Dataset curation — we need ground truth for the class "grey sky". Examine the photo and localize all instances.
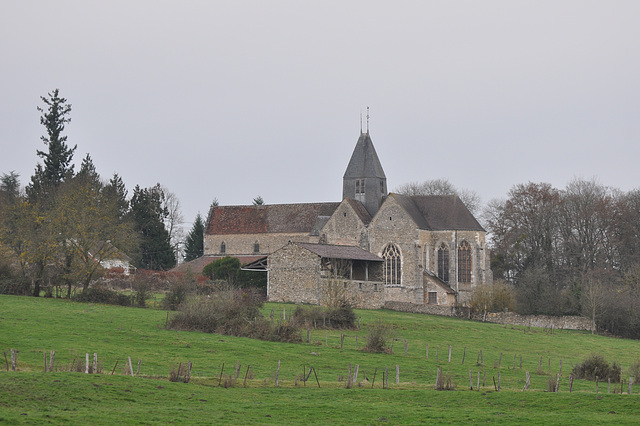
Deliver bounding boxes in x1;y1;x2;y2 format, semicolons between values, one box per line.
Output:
2;1;639;230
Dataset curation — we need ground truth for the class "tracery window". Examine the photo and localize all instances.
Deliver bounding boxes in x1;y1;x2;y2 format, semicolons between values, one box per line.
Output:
383;244;401;286
437;243;449;283
458;240;472;283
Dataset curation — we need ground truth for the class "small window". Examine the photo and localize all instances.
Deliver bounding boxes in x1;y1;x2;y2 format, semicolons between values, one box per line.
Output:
254;242;260;253
380;181;384;194
355;179;365;194
220;242;226;254
428;291;438;304
374;283;379;292
344;282;348;289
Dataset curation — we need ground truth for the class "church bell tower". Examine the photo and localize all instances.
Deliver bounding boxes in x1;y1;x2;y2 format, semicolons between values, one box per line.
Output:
342;130;387;217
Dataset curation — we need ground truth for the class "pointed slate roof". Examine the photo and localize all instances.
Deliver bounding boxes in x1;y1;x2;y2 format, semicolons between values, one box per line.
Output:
390;193;485;232
343;132;386;179
205;202;340;235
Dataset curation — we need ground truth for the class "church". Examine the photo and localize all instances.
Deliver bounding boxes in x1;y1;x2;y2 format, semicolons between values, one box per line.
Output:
203;129;491;309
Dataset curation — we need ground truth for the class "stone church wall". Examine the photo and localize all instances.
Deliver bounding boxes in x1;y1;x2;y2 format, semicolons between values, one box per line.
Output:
368;198;422;293
321;201;369;249
204;232;317;258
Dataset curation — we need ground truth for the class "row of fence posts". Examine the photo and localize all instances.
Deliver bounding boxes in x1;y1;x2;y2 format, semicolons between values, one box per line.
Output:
4;348;637;394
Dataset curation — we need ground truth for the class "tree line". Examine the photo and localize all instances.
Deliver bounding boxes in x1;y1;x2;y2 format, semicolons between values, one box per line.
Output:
484;180;640;338
0;89;206;297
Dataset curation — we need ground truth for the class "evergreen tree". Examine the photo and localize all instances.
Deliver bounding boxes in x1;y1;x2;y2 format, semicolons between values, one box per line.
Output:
183;213;204;262
36;89;76;187
103;173;129;221
129;185;176;270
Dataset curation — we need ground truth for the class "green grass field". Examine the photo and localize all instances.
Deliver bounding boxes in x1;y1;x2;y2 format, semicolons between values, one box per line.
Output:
2;295;640;424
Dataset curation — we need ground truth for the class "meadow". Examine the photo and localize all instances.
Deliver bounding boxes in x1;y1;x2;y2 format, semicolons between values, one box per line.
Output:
2;294;640;424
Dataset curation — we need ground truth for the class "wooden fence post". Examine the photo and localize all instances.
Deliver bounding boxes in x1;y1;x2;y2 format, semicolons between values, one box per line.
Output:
111;360;118;375
469;368;473;390
94;353;99;374
371;367;377;388
396;364;400;385
462;347;466;365
275;360;280;387
128;357;134;376
555;373;560;392
448;345;452;363
218;362;225;386
559;359;563;376
629;377;633;395
523;371;530;391
85;353;90;374
11;348;17;371
244;365;251;387
569;376;574;392
404;340;408;357
498;372;501;391
354;364;359;383
477;371;480;390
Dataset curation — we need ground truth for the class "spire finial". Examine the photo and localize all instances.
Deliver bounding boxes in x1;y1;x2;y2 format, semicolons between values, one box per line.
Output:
366;106;370;134
360;110;363;134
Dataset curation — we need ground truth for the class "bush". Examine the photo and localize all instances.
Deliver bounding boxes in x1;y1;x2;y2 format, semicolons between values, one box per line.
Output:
0;277;31;296
167;288;301;343
293;301;356;329
571;353;621;382
73;287;132;306
469;280;515;313
362;320;394;353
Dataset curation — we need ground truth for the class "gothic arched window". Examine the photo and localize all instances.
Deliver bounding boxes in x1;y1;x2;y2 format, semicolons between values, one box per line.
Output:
458;241;472;283
220;241;226;254
382;244;401;286
437;243;449;283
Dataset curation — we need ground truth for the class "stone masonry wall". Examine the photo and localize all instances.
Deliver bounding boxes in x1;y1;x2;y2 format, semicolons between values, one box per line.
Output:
384;301;593;331
204;232;316;258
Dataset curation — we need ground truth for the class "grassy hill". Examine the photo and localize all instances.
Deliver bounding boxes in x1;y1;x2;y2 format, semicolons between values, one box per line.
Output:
1;295;640;424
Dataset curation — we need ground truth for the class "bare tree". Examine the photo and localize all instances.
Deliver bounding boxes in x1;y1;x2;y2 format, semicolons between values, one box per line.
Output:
160;185;184;261
394;178;481;215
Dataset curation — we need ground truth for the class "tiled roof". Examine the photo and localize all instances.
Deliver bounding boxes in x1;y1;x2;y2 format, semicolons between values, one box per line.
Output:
391;194;485;232
206;202;340;235
297;243;383;261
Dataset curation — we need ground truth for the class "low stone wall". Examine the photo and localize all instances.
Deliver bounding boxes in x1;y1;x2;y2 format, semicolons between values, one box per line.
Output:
383;301;593;331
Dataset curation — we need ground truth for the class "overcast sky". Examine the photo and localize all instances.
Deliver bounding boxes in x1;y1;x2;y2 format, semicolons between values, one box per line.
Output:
2;1;639;230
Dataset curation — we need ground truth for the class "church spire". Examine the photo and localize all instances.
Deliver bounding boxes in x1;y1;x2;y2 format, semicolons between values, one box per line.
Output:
343;126;387;217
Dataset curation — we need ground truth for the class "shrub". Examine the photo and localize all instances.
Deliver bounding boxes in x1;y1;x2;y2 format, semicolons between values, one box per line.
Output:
293;301;356;329
435;368;455;391
167;288;301;343
469;280;515;313
0;276;31;296
73;287;132;306
326;301;356;329
627;360;640;384
362;320;394;353
571;353;621;382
